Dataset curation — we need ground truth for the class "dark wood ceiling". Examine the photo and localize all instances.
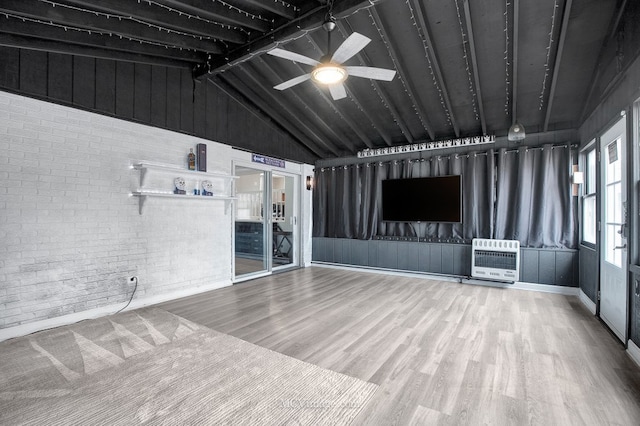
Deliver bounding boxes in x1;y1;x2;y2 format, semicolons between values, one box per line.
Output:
0;0;626;159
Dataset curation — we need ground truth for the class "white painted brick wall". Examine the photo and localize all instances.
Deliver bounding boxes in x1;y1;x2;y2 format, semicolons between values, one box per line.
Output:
0;92;235;329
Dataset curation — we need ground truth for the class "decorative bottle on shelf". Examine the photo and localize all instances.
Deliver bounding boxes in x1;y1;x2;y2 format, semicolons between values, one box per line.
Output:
188;148;196;170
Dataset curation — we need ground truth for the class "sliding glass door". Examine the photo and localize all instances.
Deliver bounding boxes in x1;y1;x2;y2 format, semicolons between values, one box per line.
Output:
234;165;299;280
234;166;268;277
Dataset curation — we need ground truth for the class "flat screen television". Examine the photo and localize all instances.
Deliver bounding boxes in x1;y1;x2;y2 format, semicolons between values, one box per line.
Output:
381;175;462;223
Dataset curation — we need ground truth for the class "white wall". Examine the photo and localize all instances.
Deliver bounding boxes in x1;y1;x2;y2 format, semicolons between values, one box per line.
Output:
0;91;241;336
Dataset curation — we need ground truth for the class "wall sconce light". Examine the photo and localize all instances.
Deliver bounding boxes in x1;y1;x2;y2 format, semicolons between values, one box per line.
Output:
571;165;584;196
306;175;313;191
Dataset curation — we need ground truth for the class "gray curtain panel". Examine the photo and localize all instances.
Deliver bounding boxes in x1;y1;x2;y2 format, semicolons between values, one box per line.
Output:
494;145;577;248
313;150;495;241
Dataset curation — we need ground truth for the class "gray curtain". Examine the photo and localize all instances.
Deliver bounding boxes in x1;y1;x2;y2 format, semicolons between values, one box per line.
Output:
494;145;576;248
313;150;495;241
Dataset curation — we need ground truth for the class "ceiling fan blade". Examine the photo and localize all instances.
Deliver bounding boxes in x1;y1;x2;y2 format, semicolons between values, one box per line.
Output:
345;66;396;81
331;33;371;64
274;74;311;90
329;83;347;100
267;48;319;66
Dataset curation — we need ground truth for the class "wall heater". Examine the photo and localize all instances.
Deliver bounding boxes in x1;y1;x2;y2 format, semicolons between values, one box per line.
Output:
471;238;520;282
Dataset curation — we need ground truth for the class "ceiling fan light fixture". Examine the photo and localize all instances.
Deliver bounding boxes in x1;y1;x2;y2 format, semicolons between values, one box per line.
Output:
311;63;347;85
508;121;526;141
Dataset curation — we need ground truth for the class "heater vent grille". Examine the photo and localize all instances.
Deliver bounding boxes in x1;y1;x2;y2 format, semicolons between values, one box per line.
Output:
471;239;520;282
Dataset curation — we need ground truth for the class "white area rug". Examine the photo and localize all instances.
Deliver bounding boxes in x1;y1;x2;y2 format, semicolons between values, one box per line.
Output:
0;308;377;425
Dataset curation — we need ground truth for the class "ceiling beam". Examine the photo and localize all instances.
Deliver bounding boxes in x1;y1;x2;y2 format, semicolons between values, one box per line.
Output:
209;76;320;160
409;0;460;138
511;0;519;123
241;0;296;20
368;7;435;141
0;0;223;53
543;0;573;132
0;33;190;68
336;20;414;144
194;0;390;77
0;17;205;62
344;86;393;146
59;0;246;44
235;65;342;157
462;0;487;135
153;0;270;32
252;58;355;154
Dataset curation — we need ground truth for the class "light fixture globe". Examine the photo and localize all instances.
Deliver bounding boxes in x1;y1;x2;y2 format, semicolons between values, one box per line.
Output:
311;63;347;85
508;121;526;141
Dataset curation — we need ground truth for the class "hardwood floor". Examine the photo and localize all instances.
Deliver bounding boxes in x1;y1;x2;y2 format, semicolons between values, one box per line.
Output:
158;266;640;425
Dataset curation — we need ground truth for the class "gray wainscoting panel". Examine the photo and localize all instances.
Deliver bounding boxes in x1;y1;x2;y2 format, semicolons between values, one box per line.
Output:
378;241;398;270
520;250;539;283
429;245;443;274
418;244;431;273
453;245;471;276
397;242;420;271
441;245;455;275
351;240;370;266
537;251;556;285
312;238;578;287
579;245;598;302
368;241;379;268
555;251;575;287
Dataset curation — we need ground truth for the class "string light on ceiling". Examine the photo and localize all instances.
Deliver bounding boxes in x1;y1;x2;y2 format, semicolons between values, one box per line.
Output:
405;0;452;126
37;0;235;39
210;0;271;21
366;8;431;136
1;13;197;51
539;0;560;110
453;0;479;121
504;0;511;116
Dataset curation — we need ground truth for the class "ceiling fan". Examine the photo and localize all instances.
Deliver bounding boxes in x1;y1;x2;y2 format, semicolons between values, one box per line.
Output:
266;17;396;101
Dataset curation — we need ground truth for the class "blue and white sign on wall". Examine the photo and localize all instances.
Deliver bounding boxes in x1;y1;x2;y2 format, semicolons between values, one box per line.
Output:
252;154;285;168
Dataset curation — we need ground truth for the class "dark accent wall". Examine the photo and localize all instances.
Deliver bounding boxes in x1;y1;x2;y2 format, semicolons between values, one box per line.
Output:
312;237;578;287
0;47;317;165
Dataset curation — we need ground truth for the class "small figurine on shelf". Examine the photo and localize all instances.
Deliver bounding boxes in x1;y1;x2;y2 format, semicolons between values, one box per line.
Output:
174;177;187;195
188;148;196;170
202;180;214;196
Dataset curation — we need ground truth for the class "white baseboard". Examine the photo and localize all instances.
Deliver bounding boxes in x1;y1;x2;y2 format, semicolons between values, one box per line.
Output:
311;262;579;296
579;289;597;315
628;340;640;369
0;280;231;343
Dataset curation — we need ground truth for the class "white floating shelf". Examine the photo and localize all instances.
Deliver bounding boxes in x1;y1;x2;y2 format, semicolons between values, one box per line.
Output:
131;191;237;214
132;161;238;180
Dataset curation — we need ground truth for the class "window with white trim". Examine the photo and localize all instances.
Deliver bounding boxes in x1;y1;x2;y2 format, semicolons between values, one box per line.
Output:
582;145;597;245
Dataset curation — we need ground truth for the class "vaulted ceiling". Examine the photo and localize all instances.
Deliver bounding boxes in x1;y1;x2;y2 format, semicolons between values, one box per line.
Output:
0;0;625;159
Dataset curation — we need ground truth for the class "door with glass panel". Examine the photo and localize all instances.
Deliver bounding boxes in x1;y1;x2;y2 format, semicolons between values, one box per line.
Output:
599;117;628;342
234;166;268;278
234;166;299;279
272;172;298;270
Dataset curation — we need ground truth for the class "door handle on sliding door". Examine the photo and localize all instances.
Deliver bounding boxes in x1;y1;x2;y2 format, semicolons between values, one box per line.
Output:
613;244;627;250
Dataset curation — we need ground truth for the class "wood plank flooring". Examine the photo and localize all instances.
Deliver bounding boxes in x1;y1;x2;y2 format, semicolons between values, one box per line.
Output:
158;266;640;425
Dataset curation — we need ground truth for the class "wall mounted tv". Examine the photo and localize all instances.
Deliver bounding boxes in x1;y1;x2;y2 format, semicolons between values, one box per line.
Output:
381;175;462;223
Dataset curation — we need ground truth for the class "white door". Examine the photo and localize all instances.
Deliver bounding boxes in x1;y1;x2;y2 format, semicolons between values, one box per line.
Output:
599;117;628;342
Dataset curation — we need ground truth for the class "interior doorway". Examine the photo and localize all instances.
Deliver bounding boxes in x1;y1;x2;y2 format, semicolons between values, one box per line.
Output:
233;164;299;281
599;117;628;342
